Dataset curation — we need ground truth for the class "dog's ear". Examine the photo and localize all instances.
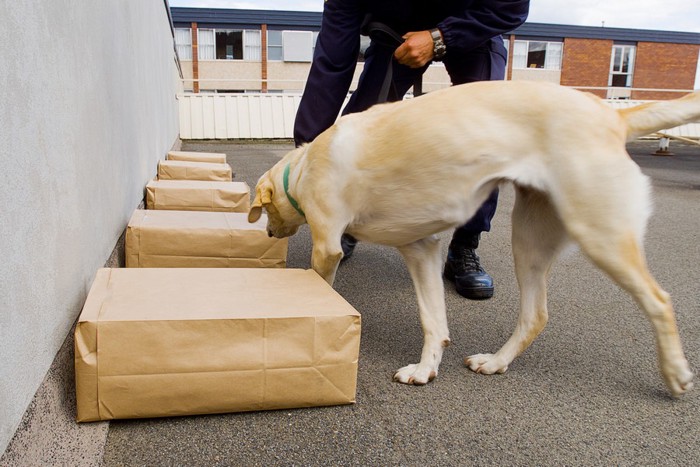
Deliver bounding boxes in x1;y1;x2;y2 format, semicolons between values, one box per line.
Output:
248;179;273;223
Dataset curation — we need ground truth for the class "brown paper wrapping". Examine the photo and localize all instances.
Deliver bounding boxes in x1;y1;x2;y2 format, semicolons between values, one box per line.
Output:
75;268;361;422
167;150;227;164
158;160;233;181
146;180;250;212
126;210;287;268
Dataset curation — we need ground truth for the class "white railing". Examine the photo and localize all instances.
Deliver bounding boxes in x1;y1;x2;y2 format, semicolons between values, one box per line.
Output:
177;91;700;140
178;93;302;139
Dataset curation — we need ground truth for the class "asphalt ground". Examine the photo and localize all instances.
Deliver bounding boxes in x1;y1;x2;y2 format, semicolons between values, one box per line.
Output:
101;139;700;466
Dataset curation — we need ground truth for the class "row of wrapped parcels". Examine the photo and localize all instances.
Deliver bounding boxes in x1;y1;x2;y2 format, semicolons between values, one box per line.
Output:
74;151;360;422
139;150;284;267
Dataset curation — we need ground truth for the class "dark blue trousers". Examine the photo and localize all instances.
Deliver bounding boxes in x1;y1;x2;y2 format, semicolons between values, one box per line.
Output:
343;38;507;240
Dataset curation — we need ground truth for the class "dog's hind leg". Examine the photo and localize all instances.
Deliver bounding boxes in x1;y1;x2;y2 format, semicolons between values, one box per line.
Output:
568;212;694;396
466;186;566;375
394;235;451;385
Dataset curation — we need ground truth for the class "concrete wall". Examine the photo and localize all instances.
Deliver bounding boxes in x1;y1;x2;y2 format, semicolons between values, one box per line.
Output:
0;1;180;454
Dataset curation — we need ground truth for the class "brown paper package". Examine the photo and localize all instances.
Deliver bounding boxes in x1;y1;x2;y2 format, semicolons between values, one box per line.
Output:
158;160;233;181
74;268;361;422
167;150;227;164
126;210;287;268
146;180;250;212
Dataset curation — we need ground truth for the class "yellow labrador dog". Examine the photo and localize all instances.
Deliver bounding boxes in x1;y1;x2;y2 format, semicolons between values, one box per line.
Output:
249;80;697;397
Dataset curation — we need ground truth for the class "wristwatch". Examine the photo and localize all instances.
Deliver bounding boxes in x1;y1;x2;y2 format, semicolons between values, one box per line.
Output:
430;28;446;60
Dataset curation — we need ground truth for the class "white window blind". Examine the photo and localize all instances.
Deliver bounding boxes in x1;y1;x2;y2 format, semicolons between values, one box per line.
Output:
198;29;215;60
544;42;562;70
244;30;261;61
513;41;527;69
175;28;192;60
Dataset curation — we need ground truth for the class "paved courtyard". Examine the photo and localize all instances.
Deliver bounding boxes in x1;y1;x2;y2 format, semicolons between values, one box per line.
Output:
2;139;698;466
100;139;700;466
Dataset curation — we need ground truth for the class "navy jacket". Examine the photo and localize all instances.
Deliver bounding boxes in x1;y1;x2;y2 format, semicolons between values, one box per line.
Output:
294;0;530;145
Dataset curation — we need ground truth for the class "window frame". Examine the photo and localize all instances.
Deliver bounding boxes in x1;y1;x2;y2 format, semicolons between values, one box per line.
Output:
512;40;563;71
608;44;636;88
174;28;192;60
197;28;261;62
267;30;283;61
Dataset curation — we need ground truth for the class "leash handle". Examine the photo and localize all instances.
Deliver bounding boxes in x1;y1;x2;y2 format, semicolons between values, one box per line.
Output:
361;19;406;103
362;21;405;49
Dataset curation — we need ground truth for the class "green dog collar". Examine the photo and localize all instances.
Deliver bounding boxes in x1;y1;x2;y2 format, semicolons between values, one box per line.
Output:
283;163;305;218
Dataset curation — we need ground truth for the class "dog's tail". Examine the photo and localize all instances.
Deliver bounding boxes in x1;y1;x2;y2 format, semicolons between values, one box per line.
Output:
620;90;700;141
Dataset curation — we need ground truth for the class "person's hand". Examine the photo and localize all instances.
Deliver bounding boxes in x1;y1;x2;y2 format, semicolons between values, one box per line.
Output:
394;30;435;68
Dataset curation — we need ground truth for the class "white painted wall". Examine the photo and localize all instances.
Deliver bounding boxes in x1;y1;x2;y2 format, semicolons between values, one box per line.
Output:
0;1;180;452
695;48;700;90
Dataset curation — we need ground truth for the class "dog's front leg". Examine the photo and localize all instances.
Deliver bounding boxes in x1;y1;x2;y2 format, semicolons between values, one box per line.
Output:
309;223;344;286
394;236;451;385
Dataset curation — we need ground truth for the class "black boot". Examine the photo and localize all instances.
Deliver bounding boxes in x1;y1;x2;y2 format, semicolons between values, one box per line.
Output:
340;233;357;261
444;235;494;300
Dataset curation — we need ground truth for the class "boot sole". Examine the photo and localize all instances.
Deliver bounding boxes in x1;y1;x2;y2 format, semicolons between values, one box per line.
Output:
454;285;494;300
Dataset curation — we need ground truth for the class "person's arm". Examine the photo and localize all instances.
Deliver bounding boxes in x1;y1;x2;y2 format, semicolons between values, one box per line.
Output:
437;0;530;54
394;1;530;68
293;0;363;146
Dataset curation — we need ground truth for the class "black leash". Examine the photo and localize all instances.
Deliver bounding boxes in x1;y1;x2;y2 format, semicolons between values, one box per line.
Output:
361;19;423;102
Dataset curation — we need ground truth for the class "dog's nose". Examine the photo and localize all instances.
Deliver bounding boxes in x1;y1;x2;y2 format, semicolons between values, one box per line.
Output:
268;230;273;238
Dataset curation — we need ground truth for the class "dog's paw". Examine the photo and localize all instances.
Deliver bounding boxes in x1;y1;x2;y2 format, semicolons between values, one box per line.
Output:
663;360;694;397
393;363;437;385
464;353;508;375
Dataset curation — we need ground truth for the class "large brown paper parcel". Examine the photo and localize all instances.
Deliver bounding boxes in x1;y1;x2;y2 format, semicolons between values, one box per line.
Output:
126;210;287;268
146;180;250;212
158;160;233;181
75;268;361;422
167;150;227;164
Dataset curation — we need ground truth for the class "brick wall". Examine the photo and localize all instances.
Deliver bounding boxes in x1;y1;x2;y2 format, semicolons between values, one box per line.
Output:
560;38;613;97
632;42;700;100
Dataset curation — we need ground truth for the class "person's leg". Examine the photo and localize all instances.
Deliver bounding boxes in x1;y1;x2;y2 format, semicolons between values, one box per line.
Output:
340;49;427;259
442;37;507;299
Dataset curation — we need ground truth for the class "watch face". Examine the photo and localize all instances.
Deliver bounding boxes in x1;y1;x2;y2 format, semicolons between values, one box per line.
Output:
434;41;446;58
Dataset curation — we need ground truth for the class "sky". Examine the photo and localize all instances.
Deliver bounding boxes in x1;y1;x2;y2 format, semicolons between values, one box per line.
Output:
168;0;700;33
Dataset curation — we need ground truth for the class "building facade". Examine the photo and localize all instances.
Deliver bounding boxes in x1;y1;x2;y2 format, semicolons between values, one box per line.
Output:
171;7;700;100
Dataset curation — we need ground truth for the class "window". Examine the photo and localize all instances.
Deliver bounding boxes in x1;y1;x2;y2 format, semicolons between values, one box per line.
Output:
198;29;261;61
282;31;314;62
174;28;192;60
267;30;316;62
513;40;562;70
216;30;243;59
609;45;636;87
244;30;261;61
198;29;215;59
267;30;283;61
